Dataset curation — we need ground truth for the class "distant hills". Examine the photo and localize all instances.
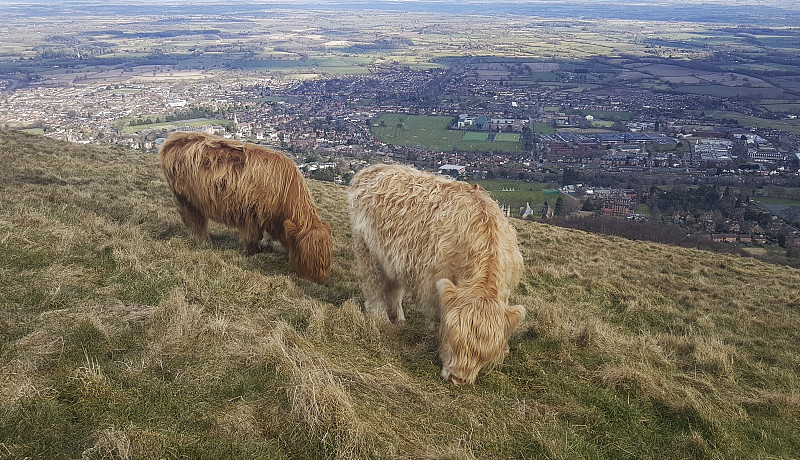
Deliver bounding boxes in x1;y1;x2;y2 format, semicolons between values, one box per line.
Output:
2;0;799;25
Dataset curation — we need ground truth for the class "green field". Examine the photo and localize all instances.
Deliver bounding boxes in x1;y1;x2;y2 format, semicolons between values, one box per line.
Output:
699;111;800;135
470;179;566;216
462;131;489;141
371;114;523;152
674;85;787;100
231;56;377;75
754;197;800;224
117;119;233;134
534;123;557;134
495;132;521;142
763;103;800;114
574;109;631;121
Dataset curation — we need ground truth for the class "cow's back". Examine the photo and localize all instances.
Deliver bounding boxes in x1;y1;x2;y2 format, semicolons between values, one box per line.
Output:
349;164;522;307
161;132;299;230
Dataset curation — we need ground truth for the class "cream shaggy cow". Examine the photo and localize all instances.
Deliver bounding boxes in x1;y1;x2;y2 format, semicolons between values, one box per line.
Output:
348;164;526;384
160;131;332;283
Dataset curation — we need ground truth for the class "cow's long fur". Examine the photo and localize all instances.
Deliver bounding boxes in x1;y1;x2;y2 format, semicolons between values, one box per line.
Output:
348;164;525;384
160;131;332;283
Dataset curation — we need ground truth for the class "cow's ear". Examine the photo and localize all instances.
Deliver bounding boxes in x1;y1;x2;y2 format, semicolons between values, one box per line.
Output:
284;219;300;242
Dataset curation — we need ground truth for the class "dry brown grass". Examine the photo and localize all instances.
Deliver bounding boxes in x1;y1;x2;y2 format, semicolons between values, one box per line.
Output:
1;130;800;458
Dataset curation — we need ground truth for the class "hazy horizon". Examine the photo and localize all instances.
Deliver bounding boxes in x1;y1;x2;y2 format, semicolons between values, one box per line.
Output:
1;0;799;25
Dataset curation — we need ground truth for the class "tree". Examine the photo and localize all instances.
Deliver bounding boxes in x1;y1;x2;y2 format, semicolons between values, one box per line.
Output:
310;167;336;182
554;197;564;216
611;121;627;132
521;126;535;152
562;167;580;185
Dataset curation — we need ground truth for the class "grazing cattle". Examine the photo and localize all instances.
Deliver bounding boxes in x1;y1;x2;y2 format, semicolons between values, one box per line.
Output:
348;164;525;384
160;131;332;283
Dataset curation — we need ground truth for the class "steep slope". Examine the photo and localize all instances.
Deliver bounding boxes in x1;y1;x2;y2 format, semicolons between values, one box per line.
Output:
1;129;798;459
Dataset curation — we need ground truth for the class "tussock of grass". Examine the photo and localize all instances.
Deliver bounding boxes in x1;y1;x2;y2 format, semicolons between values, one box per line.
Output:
81;426;132;460
2;129;800;458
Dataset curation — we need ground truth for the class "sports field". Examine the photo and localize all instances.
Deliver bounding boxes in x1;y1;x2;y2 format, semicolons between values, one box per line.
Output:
462;131;489;141
371;113;522;152
495;132;521;142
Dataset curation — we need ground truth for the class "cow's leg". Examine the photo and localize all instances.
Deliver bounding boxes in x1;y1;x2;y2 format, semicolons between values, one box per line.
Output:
240;222;263;255
173;194;209;243
385;284;406;324
353;235;395;323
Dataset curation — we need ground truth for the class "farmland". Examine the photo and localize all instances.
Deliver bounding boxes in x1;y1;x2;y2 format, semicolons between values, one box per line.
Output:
703;111;800;135
754;197;800;225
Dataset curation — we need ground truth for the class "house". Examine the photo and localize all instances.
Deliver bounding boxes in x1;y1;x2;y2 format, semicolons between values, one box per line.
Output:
165;99;187;108
456;115;487;129
711;233;738;243
616;144;641;154
439;164;466;176
457;115;475;129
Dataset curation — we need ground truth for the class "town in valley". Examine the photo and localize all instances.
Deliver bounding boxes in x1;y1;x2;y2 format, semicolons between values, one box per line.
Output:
2;0;800;264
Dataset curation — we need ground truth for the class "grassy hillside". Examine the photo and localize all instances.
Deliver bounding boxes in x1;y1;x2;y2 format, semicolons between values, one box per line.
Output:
1;129;799;459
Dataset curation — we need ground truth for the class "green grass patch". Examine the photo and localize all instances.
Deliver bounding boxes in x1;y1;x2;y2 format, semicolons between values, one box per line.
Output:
253;96;290;103
119;119;232;134
462;131;489;141
20;128;44;135
754;197;800;223
673;85;786;100
572;109;631;121
534;124;557;134
698;110;800;135
470;179;565;215
762;103;800;114
372;113;523;152
495;132;521;142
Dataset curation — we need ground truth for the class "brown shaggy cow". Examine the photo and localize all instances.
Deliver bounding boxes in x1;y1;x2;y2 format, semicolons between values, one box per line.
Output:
348;164;526;384
160;131;332;283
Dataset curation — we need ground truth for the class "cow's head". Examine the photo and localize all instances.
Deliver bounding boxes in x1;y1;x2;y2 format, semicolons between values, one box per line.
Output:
284;219;333;283
436;278;525;385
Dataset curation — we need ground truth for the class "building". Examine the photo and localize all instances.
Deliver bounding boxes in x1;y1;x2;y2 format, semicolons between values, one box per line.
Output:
749;147;784;163
457;115;488;130
439;164;466;176
692;138;733;165
600;189;638;217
